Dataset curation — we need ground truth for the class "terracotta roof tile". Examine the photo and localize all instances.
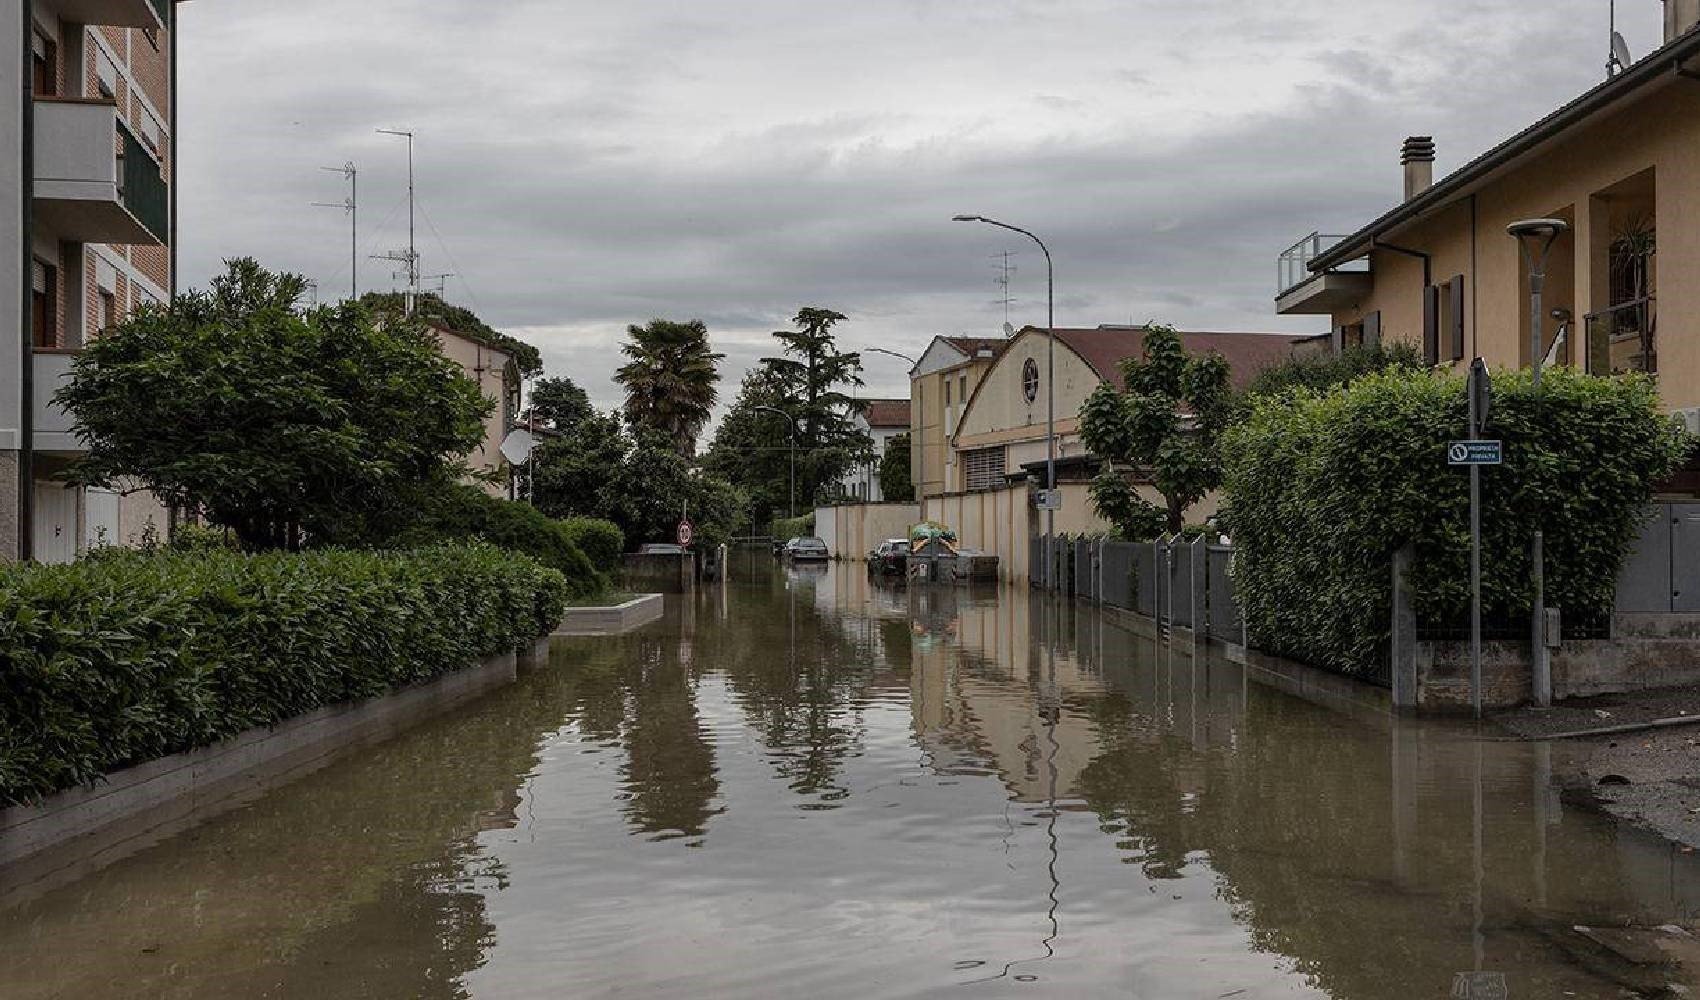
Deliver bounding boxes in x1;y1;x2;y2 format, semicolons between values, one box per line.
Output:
1020;326;1309;392
860;398;912;428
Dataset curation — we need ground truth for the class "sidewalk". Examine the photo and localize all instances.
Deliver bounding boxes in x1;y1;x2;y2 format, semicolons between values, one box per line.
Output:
1499;688;1700;850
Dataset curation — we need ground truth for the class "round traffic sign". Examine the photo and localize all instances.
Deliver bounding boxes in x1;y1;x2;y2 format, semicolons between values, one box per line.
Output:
1448;442;1470;464
676;519;694;547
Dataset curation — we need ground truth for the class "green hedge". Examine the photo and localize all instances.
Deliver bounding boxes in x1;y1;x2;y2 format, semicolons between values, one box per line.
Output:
559;516;624;572
772;513;815;540
389;485;604;596
1221;367;1687;676
0;543;566;806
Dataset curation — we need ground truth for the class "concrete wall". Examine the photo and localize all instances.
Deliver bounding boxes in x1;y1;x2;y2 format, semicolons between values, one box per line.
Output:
955;328;1098;447
922;485;1032;584
620;552;696;594
814;502;919;560
911;340;996;499
433;328;515;497
1328;79;1700;408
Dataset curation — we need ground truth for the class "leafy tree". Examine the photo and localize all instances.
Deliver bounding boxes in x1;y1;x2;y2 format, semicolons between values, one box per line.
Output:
615;319;724;457
531;413;746;549
528;375;595;433
761;307;872;505
1079;324;1233;536
878;433;914;502
360;291;542;378
59;259;489;550
702;364;796;523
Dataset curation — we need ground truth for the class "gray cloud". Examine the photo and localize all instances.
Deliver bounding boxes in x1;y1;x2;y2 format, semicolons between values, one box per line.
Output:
176;1;1664;414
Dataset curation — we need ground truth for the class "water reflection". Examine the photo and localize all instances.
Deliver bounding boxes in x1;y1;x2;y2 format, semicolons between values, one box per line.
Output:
2;561;1699;998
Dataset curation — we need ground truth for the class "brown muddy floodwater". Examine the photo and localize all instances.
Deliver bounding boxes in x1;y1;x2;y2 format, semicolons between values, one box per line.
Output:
3;561;1700;999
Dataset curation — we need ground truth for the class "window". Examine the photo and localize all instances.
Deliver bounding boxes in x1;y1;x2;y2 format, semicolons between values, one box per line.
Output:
1423;278;1466;364
32;259;57;349
95;51;118;99
1022;359;1040;403
31;28;55;97
944;379;951;406
959;374;967;406
963;447;1006;492
100;289;118;330
1422;285;1441;365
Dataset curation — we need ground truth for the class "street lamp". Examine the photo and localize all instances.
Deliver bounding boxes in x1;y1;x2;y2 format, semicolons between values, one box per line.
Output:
1508;217;1569;709
755;405;798;520
864;347;921;506
954;215;1057;589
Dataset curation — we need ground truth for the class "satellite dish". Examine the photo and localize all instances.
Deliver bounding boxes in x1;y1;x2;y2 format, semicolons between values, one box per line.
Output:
500;428;537;465
1610;32;1633;75
1003;322;1016;337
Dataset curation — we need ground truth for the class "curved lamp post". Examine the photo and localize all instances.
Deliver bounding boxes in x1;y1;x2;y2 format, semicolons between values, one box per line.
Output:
953;215;1056;589
1508;217;1569;709
755;405;799;520
864;347;920;505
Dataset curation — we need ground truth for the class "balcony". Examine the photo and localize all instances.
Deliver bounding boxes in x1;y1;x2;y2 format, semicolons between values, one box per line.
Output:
52;0;166;29
32;351;84;455
1276;232;1372;316
1584;296;1656;376
33;99;167;247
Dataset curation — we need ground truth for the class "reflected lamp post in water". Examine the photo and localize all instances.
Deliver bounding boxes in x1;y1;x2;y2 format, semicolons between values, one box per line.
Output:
1508;218;1569;709
953;215;1056;589
754;405;799;520
863;347;921;505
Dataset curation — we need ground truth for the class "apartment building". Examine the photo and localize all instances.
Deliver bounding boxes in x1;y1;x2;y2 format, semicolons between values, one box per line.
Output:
2;0;177;562
1277;2;1700;421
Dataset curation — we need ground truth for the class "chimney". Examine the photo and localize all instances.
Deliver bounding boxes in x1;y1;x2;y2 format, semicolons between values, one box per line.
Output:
1667;0;1700;42
1401;136;1436;201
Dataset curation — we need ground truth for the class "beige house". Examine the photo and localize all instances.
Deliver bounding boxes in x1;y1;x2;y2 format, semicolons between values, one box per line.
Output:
918;325;1307;582
909;335;1008;499
430;325;521;498
1277;5;1700;419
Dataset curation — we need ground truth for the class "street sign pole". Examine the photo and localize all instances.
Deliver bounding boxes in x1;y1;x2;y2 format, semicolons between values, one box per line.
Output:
1468;360;1486;719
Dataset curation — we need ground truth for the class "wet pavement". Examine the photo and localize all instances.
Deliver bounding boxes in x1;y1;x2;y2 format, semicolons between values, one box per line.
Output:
3;559;1700;998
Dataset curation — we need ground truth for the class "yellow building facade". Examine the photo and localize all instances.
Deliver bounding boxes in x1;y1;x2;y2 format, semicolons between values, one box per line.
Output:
1278;14;1700;417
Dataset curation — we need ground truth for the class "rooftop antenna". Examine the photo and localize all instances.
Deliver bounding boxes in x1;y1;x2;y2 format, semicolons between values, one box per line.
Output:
374;128;419;314
992;249;1018;333
311;161;357;300
1608;0;1633;77
422;272;455;296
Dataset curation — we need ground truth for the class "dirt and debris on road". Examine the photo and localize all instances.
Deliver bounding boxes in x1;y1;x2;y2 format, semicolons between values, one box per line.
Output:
1498;687;1700;851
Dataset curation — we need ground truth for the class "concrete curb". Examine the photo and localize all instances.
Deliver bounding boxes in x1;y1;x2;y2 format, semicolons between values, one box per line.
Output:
554;593;664;636
0;637;549;904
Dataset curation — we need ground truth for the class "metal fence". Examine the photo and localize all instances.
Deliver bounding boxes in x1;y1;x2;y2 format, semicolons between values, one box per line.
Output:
1074;537;1094;598
1207;545;1242;643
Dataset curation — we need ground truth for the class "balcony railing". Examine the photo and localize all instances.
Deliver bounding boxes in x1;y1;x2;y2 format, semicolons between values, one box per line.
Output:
118;121;170;245
1584;296;1656;376
1278;233;1368;296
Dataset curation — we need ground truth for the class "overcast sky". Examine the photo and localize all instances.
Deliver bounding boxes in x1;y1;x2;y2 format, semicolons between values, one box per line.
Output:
177;1;1662;417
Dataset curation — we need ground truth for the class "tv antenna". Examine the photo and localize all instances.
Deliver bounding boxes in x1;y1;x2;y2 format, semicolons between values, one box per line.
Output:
1607;0;1633;78
422;273;455;296
373;128;419;313
991;250;1018;330
311;161;357;300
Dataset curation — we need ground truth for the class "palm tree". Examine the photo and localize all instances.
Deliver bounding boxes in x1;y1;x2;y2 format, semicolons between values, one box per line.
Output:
615;319;724;457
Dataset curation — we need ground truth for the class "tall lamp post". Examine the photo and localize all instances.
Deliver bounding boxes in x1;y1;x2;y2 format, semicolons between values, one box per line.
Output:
755;405;799;520
864;347;920;506
1508;217;1569;709
953;215;1056;589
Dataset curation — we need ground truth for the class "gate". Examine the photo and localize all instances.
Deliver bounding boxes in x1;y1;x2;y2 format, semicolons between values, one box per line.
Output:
1074;537;1094;598
1207;544;1242;643
1616;502;1700;614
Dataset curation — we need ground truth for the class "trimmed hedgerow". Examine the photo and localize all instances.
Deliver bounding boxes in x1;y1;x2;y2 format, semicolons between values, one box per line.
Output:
1220;366;1687;677
0;543;566;806
559;516;624;573
384;484;605;597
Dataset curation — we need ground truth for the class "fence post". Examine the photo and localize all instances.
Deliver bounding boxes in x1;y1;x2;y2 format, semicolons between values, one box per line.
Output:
1095;538;1105;607
1391;545;1418;710
1161;535;1175;630
1191;536;1209;643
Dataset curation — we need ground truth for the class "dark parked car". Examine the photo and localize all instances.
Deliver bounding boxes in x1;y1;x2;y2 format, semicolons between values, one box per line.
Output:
868;538;909;575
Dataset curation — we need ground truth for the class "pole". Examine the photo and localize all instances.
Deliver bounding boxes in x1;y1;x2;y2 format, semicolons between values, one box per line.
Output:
1469;364;1483;718
1529;254;1550;708
350;165;358;299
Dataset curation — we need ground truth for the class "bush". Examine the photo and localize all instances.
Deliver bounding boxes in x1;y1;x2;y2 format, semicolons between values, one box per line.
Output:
558;516;624;571
384;484;603;597
1243;342;1425;399
773;513;815;540
0;543;565;805
168;522;241;554
1221;367;1687;676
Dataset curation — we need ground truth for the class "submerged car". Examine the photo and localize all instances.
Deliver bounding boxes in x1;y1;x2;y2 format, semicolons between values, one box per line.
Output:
868;538;909;575
783;536;830;561
637;543;687;555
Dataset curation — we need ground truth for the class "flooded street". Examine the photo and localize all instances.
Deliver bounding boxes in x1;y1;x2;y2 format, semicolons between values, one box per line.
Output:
4;561;1700;998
